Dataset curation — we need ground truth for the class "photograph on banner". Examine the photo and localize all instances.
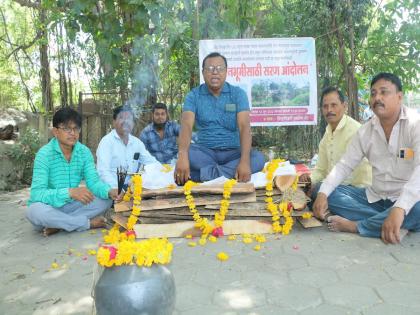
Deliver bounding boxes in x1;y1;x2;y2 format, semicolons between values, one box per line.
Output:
199;38;318;127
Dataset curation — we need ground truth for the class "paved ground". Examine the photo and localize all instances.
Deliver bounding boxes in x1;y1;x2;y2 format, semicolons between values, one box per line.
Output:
1;188;420;315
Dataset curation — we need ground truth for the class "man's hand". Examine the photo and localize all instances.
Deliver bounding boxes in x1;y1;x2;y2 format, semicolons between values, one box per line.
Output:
175;154;190;185
299;173;313;197
108;188;122;201
299;173;311;184
69;187;94;204
235;160;251;182
312;192;329;220
381;207;405;244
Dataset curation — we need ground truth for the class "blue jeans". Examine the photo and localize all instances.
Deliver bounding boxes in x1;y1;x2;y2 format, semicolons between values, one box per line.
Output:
188;143;266;182
326;185;420;237
26;198;112;232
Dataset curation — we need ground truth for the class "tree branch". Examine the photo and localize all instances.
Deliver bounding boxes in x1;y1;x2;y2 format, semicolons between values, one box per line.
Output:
5;31;42;59
12;0;41;9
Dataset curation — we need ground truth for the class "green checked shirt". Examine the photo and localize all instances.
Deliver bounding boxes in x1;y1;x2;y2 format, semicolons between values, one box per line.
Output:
28;138;111;208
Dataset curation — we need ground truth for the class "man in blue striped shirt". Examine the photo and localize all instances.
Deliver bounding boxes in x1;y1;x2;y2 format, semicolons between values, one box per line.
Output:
26;108;119;236
139;103;181;164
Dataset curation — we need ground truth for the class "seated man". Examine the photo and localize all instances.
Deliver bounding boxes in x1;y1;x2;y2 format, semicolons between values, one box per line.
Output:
97;105;158;189
26;108;119;236
140;103;181;164
302;86;372;196
175;52;265;184
313;73;420;244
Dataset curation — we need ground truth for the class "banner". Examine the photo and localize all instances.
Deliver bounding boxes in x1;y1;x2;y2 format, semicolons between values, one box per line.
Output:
199;38;317;126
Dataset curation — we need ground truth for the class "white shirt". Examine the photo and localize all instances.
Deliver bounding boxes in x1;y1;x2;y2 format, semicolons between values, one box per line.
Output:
320;106;420;214
96;130;158;188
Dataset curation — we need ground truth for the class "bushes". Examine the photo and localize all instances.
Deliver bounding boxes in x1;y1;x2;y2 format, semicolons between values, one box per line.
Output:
6;128;41;185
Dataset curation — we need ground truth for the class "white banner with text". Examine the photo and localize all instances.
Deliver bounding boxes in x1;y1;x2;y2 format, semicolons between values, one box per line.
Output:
199;38;318;126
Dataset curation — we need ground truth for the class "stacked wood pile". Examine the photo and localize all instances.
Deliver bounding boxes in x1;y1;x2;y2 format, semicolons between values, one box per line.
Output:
112;175;322;237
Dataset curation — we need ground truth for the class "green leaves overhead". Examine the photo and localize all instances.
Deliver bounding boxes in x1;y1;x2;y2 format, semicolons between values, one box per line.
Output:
0;0;418;113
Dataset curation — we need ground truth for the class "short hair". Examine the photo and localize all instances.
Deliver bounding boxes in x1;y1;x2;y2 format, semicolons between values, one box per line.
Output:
202;52;228;70
371;72;402;92
320;86;346;105
53;107;82;128
113;105;134;120
152;102;168;113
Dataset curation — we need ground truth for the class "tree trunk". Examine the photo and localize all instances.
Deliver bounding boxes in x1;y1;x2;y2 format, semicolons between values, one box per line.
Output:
332;4;359;121
57;23;68;107
66;36;74;107
39;7;53;112
346;0;359;121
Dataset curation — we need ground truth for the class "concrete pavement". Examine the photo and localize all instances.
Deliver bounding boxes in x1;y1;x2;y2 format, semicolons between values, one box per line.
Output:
1;188;420;315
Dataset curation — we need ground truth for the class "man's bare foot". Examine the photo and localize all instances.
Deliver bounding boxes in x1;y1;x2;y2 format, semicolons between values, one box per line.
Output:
327;215;358;233
43;227;61;237
90;216;107;229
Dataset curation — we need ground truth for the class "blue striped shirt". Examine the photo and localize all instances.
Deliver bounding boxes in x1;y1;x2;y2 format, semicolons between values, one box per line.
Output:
28;138;111;208
139;121;181;164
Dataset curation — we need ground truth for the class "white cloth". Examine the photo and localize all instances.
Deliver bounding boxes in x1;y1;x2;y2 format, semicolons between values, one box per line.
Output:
139;161;296;190
320;106;420;214
251;161;296;188
201;161;296;188
96;130;158;188
142;163;176;190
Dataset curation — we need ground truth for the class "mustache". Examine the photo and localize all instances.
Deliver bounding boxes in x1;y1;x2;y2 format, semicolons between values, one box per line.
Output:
372;101;385;109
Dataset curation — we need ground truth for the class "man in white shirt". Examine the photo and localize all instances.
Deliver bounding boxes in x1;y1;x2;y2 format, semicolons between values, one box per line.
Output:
96;106;158;189
313;73;420;244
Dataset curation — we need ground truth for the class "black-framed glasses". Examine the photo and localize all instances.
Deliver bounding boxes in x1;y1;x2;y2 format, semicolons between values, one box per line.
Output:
57;126;81;134
203;65;226;73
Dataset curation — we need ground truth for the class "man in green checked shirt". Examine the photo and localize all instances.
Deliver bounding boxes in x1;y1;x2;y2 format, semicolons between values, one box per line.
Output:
26;108;120;236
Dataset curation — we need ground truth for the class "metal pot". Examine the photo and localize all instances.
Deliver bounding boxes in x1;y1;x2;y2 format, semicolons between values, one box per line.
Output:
94;265;176;315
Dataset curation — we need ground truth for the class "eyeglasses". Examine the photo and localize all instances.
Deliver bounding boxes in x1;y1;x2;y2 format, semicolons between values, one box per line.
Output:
203;65;226;73
57;126;81;134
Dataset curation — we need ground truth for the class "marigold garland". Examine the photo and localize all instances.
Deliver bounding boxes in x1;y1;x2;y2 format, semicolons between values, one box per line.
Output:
97;174;173;267
265;159;297;235
184;179;237;241
97;238;173;267
126;174;142;230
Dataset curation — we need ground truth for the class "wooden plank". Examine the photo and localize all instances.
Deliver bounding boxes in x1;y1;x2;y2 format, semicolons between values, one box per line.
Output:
115;192;257;212
142;182;255;198
112;213;128;229
132;219;273;238
116;204;311;219
297;216;323;228
255;188;282;197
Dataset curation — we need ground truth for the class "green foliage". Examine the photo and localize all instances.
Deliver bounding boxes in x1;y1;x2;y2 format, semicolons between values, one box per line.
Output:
0;0;39;110
358;0;420;91
6;128;41;185
0;0;418;160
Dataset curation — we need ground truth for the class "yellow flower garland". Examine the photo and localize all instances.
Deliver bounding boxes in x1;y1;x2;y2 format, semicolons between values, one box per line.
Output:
184;179;237;240
97;238;173;267
126;174;142;230
265;159;296;235
97;174;173;267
